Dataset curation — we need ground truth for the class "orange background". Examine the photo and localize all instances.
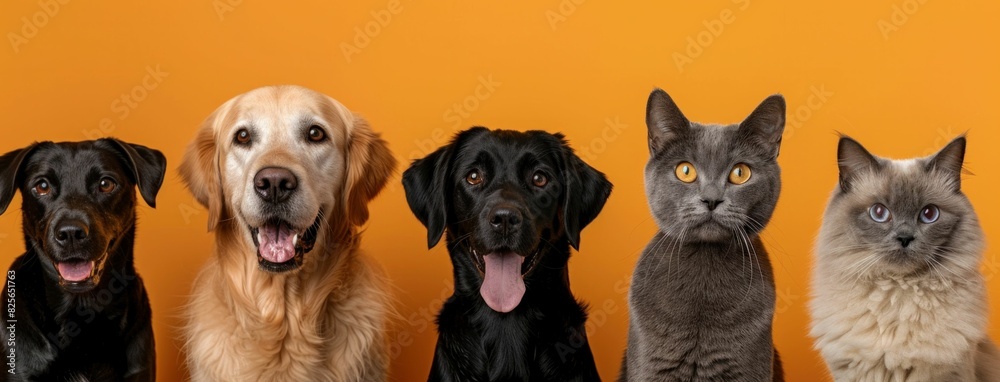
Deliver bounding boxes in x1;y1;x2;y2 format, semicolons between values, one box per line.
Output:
1;1;999;380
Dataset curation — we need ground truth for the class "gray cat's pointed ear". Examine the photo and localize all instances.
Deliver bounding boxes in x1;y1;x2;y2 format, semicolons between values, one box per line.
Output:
739;94;785;158
926;136;966;192
646;88;690;153
837;136;880;193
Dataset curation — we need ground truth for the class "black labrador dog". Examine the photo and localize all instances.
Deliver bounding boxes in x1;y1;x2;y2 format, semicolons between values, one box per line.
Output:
0;139;164;381
403;127;612;382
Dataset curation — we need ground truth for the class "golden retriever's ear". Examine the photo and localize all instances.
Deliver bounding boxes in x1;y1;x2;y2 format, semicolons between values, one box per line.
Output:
343;114;397;227
180;108;227;231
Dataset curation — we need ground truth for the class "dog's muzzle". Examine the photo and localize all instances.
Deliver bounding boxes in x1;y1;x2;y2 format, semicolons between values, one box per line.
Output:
248;211;323;273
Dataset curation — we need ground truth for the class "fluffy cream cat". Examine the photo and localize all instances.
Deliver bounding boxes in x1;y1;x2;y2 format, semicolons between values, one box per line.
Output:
810;136;1000;381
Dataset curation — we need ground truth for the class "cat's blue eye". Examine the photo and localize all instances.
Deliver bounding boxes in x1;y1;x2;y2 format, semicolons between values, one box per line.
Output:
869;203;891;223
919;205;939;224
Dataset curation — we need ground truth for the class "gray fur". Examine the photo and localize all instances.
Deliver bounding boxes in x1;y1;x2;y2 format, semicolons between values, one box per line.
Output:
620;89;785;382
809;136;1000;381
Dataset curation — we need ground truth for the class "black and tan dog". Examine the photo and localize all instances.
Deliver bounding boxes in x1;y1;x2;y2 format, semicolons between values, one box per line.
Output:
403;127;611;382
0;139;164;381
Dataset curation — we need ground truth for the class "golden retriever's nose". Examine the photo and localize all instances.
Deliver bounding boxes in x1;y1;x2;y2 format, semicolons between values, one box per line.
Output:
254;167;298;204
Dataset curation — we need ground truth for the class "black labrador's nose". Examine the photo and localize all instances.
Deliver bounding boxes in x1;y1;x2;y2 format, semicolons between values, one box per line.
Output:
55;220;89;247
701;199;723;211
254;167;298;203
490;208;522;233
897;235;915;248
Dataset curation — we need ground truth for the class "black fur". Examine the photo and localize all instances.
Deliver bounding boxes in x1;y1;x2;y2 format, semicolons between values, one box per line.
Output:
403;127;612;382
0;139;164;381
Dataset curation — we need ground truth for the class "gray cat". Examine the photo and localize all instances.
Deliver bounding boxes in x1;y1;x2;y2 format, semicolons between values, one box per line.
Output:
620;89;785;382
810;136;1000;381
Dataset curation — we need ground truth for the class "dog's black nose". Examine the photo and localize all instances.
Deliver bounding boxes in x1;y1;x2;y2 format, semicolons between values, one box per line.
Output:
489;208;522;233
701;199;723;211
897;235;915;248
55;220;89;247
254;167;298;203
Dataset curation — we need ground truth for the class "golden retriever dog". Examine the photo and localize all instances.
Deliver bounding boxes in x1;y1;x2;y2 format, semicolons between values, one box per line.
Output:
179;85;396;381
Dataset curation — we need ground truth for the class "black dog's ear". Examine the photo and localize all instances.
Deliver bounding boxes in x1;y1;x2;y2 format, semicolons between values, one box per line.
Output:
102;138;167;208
0;144;38;215
402;145;452;248
561;139;612;250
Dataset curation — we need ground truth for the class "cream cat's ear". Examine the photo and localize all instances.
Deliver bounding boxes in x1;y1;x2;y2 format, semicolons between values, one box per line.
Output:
926;136;967;192
645;88;690;153
837;136;880;192
739;94;786;158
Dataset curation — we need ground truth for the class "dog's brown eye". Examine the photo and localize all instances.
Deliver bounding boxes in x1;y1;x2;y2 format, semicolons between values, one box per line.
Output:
235;129;251;145
308;126;326;142
98;178;116;193
33;180;51;196
466;170;483;185
532;172;548;188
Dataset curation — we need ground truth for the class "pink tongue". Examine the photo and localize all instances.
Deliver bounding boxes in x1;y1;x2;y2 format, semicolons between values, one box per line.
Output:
57;261;94;282
258;223;296;263
480;252;526;313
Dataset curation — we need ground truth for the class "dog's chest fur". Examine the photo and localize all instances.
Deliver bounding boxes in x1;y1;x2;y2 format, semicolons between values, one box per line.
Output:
184;244;388;382
811;269;987;380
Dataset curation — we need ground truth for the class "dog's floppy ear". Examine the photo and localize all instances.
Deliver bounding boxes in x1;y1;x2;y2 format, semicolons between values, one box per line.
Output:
0;144;38;216
343;113;397;227
102;138;167;208
402;144;451;248
560;137;612;250
180;104;230;231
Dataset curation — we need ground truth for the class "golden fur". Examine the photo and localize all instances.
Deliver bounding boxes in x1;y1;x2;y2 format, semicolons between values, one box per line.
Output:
179;85;397;381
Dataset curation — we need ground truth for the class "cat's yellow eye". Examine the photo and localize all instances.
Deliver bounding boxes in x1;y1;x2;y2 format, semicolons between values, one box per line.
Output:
728;163;752;185
675;162;697;183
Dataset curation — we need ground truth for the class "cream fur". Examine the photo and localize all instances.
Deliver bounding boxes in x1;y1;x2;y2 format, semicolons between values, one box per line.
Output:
810;139;1000;382
179;86;397;381
184;239;391;381
811;263;992;381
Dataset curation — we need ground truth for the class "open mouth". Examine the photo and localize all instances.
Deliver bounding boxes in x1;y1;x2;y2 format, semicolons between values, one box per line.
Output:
57;259;97;283
248;212;323;273
469;245;543;314
53;238;114;289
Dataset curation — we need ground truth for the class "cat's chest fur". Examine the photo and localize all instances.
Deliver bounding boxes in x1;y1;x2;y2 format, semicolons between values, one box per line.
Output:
811;269;987;376
625;232;776;380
